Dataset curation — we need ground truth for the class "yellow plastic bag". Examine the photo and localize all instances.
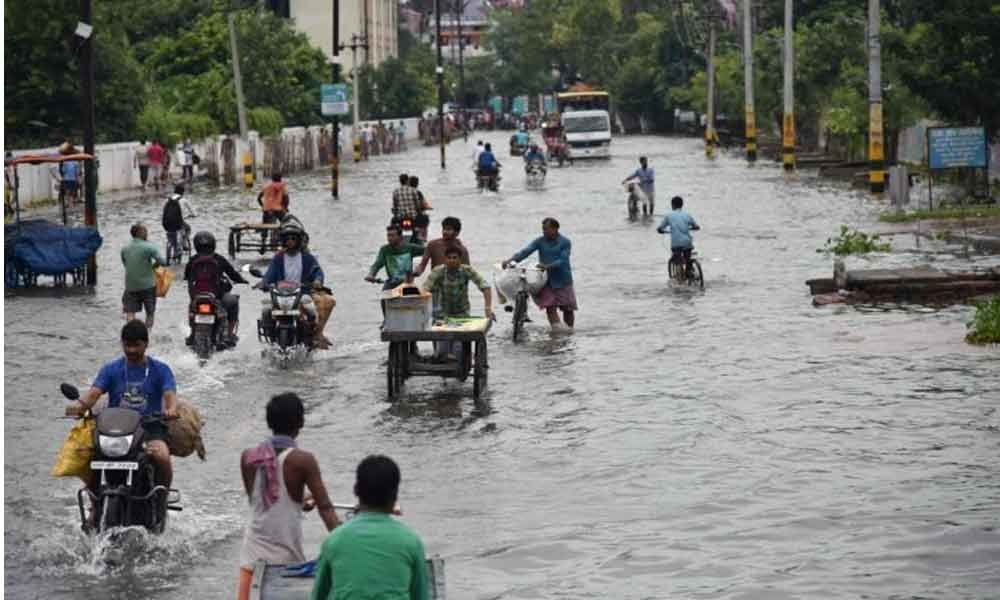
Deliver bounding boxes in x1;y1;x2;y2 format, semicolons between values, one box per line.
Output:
154;266;175;297
51;418;96;480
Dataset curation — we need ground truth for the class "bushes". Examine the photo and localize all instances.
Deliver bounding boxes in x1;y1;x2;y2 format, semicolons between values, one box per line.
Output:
966;296;1000;345
136;105;216;145
819;225;892;255
248;107;284;137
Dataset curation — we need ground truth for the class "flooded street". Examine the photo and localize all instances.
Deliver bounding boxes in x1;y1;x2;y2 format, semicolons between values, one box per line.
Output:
5;135;999;599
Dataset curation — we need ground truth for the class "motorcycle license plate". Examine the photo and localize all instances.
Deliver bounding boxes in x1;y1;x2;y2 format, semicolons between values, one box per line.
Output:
194;314;215;324
91;461;139;471
271;310;298;317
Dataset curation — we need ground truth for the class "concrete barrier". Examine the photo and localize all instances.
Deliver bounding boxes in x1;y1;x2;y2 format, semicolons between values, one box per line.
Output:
7;117;422;203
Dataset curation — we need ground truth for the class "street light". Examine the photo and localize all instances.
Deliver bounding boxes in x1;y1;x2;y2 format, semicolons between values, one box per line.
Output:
372;81;379;120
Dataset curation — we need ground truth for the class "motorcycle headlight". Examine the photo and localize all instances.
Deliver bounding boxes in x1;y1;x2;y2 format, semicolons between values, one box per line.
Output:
99;434;133;458
277;296;296;310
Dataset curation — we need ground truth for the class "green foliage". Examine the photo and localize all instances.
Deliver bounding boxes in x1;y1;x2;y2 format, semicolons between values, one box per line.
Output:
966;296;1000;345
248;107;284;137
818;226;891;255
136;105;216;146
357;43;440;120
879;205;1000;223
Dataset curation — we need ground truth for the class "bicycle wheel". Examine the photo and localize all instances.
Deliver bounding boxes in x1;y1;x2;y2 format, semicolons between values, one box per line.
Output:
689;259;704;290
512;293;527;342
667;257;681;282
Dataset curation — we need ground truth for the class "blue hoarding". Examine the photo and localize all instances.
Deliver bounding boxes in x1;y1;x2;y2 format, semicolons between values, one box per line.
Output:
927;127;987;169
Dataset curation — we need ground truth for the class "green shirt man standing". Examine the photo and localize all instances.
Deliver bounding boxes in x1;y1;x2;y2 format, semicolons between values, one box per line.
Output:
365;223;424;290
310;455;429;600
120;223;165;329
422;246;493;320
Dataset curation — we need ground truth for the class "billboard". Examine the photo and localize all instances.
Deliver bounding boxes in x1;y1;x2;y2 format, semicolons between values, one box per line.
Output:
927;127;987;169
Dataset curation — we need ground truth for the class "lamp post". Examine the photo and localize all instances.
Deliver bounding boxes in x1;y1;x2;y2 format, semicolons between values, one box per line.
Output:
435;0;445;169
331;0;340;198
373;81;379;120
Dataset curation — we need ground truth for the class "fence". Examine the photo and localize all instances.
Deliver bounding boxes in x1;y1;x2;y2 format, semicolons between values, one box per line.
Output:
7;117;422;203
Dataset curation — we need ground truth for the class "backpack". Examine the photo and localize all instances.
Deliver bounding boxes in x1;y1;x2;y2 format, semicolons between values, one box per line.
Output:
188;254;221;296
162;197;183;232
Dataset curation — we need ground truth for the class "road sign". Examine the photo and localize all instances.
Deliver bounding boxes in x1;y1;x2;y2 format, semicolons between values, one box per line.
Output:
321;84;350;116
927;126;987;169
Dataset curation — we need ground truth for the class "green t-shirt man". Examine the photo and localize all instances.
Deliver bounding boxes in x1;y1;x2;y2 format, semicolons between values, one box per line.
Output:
121;230;165;291
366;227;424;288
310;455;429;600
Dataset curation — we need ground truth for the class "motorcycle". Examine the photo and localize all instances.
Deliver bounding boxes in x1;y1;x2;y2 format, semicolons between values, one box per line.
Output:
189;292;229;360
476;168;501;192
525;160;546;186
249;267;330;366
61;383;182;534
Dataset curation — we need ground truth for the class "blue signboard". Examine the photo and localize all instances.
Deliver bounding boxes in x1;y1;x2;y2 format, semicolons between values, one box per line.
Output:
321;83;350;116
542;95;556;114
488;96;503;114
927;127;987;169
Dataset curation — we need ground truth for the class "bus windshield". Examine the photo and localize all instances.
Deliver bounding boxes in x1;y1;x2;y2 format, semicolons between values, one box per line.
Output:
563;115;609;133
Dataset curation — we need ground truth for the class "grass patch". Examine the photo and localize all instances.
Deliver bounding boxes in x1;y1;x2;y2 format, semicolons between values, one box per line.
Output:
818;225;891;255
966;296;1000;345
880;204;1000;223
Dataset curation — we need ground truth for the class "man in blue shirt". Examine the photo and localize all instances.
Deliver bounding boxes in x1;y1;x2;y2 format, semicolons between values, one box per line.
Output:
524;144;546;174
657;195;701;276
477;143;500;177
622;156;655;214
68;320;178;488
60;159;82;204
503;217;577;329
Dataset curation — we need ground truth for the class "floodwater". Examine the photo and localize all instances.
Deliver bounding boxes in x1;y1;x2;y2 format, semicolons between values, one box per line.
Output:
4;135;999;599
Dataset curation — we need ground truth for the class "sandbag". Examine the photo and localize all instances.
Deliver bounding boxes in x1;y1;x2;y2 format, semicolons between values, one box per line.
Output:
311;291;336;349
494;267;548;304
51;418;96;481
154;266;175;297
167;400;206;460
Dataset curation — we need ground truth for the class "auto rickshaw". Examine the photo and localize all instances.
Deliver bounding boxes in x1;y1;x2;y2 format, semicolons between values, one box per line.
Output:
542;121;571;166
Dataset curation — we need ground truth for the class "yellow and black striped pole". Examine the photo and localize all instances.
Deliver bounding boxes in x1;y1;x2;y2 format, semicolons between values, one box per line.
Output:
743;0;756;163
867;0;885;193
705;15;717;159
781;0;795;171
242;151;254;190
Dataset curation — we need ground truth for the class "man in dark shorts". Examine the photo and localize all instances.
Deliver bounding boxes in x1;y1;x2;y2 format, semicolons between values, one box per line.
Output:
66;320;178;492
121;223;166;329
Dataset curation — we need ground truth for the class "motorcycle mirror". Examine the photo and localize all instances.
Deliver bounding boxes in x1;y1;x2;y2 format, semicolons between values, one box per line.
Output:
60;383;80;400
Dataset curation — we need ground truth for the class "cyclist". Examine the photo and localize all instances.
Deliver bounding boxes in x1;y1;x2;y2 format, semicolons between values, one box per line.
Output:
162;183;196;261
656;196;700;278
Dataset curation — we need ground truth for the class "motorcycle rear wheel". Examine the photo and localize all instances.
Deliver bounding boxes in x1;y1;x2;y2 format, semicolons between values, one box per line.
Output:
194;328;212;359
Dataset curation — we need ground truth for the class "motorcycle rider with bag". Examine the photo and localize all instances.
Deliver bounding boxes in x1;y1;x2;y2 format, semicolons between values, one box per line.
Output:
258;221;333;349
184;231;248;348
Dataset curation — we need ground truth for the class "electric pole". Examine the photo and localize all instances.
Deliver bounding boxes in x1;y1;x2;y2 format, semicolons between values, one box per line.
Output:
331;0;340;198
868;0;885;192
743;0;756;162
457;0;466;129
228;14;254;189
79;0;98;285
435;0;446;169
782;0;795;171
705;12;717;159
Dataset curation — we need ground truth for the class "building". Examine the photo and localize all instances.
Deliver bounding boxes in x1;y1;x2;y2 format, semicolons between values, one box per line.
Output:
273;0;398;68
434;0;492;62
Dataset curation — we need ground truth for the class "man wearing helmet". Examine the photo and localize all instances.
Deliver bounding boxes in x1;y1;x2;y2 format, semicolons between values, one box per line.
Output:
259;221;333;348
184;231;248;347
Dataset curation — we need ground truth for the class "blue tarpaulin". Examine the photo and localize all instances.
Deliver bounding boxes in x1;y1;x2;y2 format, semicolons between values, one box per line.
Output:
5;219;102;287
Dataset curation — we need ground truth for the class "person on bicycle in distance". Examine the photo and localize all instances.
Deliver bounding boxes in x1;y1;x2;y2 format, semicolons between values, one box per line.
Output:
656;196;700;276
162;183;196;257
184;231;248;347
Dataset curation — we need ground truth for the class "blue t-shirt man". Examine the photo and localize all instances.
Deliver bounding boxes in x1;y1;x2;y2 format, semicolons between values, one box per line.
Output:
657;209;699;249
93;355;176;417
514;131;529;146
478;149;497;170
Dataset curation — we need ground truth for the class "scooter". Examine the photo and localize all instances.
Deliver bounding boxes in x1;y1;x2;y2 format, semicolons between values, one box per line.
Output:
188;292;229;359
61;383;182;534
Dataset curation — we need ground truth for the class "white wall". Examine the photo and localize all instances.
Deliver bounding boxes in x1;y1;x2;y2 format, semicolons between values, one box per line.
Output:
7;118;423;203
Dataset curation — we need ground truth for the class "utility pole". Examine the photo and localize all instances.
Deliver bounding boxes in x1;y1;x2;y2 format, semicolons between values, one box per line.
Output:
782;0;795;171
228;14;253;189
331;0;340;198
867;0;885;192
705;13;717;159
435;0;446;169
457;0;466;128
743;0;756;162
79;0;98;285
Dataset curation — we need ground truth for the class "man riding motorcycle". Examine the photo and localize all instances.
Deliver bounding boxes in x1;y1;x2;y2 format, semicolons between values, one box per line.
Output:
477;143;501;186
524;144;547;174
184;231;248;348
258;221;332;348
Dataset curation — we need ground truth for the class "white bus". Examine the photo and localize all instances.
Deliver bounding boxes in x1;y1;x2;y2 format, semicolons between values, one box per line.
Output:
561;110;612;159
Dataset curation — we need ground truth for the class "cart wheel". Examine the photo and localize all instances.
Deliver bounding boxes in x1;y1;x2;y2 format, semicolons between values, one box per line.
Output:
386;343;397;398
228;231;237;258
473;340;488;400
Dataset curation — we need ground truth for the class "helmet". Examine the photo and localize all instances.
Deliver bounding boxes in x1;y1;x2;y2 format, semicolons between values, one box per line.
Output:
193;231;215;255
279;220;305;243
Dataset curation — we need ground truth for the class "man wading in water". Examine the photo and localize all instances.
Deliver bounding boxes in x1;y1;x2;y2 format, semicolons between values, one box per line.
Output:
237;393;340;600
504;217;577;330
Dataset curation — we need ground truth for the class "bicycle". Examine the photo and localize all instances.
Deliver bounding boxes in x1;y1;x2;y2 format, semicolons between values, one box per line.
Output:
496;262;547;342
667;248;704;289
165;227;191;265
